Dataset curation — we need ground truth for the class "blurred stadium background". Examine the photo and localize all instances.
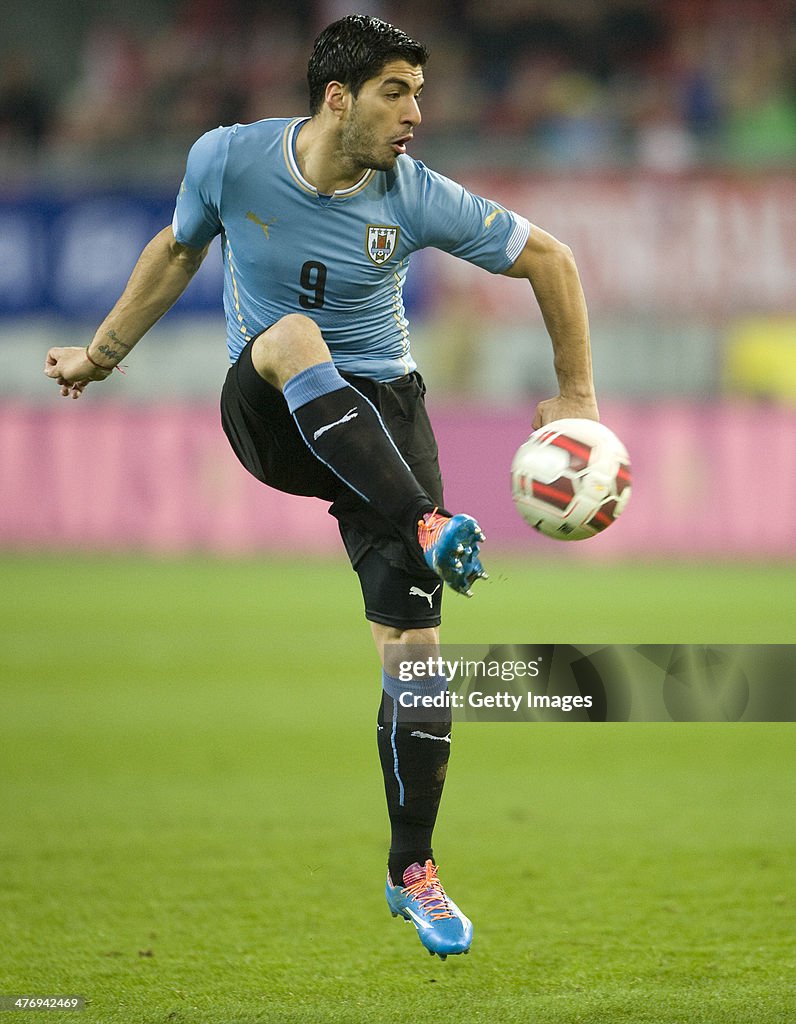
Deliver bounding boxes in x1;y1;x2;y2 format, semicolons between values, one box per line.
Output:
1;0;795;561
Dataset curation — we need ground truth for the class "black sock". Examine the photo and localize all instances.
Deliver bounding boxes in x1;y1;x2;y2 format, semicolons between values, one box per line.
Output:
283;365;434;536
377;690;451;884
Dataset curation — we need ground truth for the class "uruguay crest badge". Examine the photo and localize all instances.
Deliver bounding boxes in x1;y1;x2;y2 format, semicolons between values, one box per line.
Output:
366;225;399;265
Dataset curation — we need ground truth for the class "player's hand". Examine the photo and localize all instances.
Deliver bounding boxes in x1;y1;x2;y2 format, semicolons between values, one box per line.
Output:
532;394;599;430
44;346;112;400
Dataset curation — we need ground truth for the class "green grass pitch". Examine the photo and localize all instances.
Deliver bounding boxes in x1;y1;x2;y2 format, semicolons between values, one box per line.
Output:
1;555;794;1023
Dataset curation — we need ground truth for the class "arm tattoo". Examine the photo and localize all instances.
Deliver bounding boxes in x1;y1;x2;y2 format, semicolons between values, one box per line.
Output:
105;329;132;352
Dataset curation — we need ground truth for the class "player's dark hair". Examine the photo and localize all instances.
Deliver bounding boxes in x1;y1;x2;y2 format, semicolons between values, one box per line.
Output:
307;15;428;115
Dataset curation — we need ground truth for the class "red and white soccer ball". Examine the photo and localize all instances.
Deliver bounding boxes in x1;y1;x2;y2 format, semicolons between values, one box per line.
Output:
511;418;632;541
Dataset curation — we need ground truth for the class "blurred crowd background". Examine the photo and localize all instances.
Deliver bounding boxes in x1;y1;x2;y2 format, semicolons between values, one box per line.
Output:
2;0;795;176
0;1;794;556
1;0;794;397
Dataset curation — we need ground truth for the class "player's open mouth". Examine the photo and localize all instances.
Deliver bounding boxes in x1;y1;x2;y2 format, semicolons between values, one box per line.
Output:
392;136;412;154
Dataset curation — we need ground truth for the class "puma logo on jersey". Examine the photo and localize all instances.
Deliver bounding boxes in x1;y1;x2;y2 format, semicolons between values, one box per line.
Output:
484;207;503;228
313;407;359;440
409;584;441;607
246;211;277;238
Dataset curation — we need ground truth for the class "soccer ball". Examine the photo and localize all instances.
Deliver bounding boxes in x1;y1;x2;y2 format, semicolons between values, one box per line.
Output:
511;418;631;541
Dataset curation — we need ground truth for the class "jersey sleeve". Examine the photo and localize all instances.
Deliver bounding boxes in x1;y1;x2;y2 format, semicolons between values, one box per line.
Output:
413;164;530;272
171;127;229;248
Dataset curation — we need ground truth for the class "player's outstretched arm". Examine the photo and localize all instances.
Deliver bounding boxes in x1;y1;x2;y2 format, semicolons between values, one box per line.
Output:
502;225;599;429
44;226;208;399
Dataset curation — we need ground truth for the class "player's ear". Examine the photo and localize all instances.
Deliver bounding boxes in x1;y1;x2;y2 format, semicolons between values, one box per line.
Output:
324;80;350;116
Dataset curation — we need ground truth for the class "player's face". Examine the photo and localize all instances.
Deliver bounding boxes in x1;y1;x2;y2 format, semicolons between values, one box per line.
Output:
341;60;424;171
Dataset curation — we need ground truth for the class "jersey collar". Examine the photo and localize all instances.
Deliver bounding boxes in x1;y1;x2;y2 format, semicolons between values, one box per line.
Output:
282;117;375;198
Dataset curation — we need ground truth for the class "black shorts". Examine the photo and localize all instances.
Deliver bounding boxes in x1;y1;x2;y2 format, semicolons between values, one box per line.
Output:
220;338;445;628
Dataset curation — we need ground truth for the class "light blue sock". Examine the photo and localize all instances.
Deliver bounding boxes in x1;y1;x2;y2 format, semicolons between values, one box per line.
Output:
282;362;348;413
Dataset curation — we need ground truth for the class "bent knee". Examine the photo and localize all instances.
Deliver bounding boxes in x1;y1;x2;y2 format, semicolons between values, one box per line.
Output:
273;313;324;340
252;314;330;389
372;622;440;671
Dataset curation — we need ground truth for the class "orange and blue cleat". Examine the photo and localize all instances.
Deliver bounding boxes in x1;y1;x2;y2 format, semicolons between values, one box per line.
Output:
386;859;473;959
417;510;487;598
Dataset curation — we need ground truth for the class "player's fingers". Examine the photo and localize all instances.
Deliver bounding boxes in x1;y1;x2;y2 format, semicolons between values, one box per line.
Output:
57;377;82;397
45;348;70;376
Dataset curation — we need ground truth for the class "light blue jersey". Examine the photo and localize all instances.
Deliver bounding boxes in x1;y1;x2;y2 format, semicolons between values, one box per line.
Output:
172;117;530;380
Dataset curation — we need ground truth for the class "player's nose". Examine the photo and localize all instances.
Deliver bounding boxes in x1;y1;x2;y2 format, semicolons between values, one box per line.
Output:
403;96;421;128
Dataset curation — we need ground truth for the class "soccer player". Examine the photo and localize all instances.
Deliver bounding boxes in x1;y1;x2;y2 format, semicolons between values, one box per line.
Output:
44;15;598;959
